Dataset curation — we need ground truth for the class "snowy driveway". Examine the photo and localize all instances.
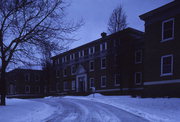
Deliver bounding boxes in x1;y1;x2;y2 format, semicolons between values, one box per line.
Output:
35;98;149;122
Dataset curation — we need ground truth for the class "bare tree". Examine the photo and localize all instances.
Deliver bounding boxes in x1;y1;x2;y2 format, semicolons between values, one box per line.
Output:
107;5;127;34
0;0;83;105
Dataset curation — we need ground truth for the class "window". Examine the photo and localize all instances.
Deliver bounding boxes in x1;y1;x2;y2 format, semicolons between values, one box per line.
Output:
25;85;30;93
72;80;76;90
89;47;95;55
71;65;76;75
101;57;106;69
114;74;121;86
161;54;173;76
135;49;142;64
25;74;30;82
79;50;84;57
70;53;75;60
36;86;40;93
62;57;65;63
100;42;107;51
113;39;120;47
89;78;94;88
65;56;68;62
89;60;94;71
56;70;60;78
63;69;67;77
35;74;40;81
56;83;61;92
162;18;174;42
57;58;60;64
101;76;106;87
135;72;142;85
64;81;68;91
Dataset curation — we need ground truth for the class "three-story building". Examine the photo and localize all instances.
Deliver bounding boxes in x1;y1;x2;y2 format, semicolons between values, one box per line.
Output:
51;28;144;95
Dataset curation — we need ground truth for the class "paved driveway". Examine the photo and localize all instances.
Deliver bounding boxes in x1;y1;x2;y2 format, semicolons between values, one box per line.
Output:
35;98;149;122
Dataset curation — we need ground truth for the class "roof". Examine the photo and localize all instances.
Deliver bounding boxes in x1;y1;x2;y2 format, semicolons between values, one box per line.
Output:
140;1;179;20
8;66;43;73
51;27;143;59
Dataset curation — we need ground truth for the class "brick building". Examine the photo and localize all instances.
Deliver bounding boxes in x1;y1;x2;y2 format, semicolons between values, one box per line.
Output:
51;28;144;95
140;0;180;97
7;68;45;97
6;1;180;97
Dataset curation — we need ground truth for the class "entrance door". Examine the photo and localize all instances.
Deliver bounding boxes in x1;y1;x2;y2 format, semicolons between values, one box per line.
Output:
78;76;85;92
76;74;87;92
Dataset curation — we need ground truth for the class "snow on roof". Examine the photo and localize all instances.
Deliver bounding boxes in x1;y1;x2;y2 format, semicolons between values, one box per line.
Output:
17;65;42;70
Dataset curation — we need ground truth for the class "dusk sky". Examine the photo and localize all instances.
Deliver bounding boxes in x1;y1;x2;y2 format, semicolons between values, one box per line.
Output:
66;0;173;48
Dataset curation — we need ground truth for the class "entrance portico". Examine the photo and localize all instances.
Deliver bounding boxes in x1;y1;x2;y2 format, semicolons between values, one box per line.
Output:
75;65;87;92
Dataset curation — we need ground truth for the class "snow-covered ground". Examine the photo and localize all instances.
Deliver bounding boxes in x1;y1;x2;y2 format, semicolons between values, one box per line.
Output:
0;98;56;122
65;94;180;122
1;95;180;122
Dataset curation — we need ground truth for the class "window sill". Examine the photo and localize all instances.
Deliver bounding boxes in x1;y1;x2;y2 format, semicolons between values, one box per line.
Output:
160;73;173;77
135;83;142;85
135;61;142;64
89;70;94;72
101;67;106;70
161;37;174;43
114;84;120;86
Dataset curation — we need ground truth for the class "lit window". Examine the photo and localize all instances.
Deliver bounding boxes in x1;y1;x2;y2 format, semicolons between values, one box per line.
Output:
161;54;173;76
89;60;94;71
101;57;106;69
135;72;142;85
135;49;142;64
162;18;174;42
89;78;94;88
101;76;106;87
114;74;121;86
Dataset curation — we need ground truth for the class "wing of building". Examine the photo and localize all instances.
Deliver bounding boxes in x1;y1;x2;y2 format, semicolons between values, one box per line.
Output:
140;0;180;97
51;28;144;96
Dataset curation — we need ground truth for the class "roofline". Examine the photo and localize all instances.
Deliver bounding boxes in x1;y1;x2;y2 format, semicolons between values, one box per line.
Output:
51;27;143;59
139;1;177;20
8;68;42;73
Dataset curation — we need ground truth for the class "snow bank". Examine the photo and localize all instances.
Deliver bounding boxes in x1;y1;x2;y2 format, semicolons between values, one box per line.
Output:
64;94;180;122
87;93;104;97
0;98;56;122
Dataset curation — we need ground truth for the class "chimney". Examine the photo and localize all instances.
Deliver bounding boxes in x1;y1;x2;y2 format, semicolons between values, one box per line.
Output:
101;32;107;38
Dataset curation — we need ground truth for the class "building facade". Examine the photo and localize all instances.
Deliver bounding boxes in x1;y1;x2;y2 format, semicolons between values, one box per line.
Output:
51;28;144;95
6;1;180;97
7;68;45;97
140;0;180;97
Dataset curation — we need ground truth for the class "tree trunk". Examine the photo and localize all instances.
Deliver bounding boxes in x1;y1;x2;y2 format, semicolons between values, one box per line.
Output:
0;67;6;106
0;29;7;106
